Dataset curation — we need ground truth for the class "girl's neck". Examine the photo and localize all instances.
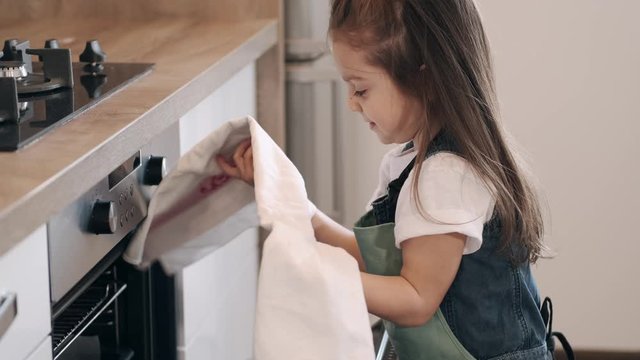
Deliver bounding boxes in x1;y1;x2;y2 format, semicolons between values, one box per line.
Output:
412;121;442;149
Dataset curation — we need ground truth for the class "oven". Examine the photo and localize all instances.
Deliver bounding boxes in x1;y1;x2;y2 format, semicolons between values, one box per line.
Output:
47;123;180;360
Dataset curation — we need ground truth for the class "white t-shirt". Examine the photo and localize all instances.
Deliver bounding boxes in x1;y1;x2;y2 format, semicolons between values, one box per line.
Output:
367;144;496;255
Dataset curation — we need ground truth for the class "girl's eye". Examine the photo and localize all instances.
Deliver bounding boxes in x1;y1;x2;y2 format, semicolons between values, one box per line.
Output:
353;89;367;97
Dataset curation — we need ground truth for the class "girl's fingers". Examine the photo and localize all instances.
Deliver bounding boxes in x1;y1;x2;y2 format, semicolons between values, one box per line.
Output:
242;145;253;167
237;140;253;177
233;140;251;170
244;149;254;184
237;139;252;154
216;156;240;177
217;138;253;184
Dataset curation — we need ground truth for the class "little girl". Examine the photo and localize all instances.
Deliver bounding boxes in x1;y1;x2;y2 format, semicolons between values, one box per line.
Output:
219;0;569;359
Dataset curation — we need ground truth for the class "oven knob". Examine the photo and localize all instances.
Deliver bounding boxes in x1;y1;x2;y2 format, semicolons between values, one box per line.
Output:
144;156;167;186
79;40;107;63
89;201;117;234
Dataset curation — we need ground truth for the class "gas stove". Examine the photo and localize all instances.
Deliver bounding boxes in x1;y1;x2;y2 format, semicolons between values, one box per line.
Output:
0;39;153;151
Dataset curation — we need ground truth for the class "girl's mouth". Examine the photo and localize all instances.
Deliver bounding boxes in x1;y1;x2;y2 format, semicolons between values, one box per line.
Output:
368;122;376;129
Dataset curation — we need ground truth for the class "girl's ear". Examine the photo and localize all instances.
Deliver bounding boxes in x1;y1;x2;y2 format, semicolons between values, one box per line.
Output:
419;64;426;71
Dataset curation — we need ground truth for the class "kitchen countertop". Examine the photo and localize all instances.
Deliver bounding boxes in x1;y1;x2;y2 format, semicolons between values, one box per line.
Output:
0;18;277;256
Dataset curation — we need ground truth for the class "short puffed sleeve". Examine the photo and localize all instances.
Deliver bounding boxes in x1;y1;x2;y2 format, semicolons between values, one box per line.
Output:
394;153;496;254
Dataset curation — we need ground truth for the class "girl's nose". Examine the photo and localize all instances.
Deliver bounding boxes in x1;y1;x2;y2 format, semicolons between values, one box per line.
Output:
348;96;362;112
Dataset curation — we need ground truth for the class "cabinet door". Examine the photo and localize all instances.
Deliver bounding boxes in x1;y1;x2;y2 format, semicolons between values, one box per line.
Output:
176;227;259;360
174;62;259;359
25;337;53;360
179;62;256;154
0;225;51;360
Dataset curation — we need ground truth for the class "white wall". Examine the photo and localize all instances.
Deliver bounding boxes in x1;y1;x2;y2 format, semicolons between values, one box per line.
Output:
477;0;640;351
336;84;393;226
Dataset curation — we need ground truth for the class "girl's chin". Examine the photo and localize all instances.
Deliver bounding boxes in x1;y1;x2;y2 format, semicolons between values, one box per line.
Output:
375;133;394;145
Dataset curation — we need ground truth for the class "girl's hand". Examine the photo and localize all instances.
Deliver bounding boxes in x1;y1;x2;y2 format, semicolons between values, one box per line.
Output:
216;139;254;186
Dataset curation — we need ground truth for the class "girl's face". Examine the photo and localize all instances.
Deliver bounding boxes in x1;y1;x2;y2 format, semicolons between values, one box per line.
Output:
332;40;424;144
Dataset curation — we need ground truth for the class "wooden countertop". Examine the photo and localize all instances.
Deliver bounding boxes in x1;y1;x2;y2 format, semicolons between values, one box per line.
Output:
0;18;277;256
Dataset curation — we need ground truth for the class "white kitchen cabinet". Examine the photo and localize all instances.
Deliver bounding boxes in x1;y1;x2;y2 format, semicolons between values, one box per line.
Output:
176;62;259;359
25;337;53;360
176;228;259;360
179;62;256;154
0;225;51;360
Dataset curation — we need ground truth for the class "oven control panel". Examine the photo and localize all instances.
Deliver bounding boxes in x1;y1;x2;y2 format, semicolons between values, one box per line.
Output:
86;151;161;236
48;122;179;304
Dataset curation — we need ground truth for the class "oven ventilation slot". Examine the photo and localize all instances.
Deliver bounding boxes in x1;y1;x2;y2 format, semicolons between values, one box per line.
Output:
52;281;127;359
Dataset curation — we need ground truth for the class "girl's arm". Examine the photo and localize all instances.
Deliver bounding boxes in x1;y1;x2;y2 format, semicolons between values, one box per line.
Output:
362;233;465;327
312;209;465;328
311;209;365;271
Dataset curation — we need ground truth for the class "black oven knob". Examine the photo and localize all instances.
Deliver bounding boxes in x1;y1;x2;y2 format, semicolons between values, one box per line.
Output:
89;201;117;234
144;156;167;186
1;39;19;61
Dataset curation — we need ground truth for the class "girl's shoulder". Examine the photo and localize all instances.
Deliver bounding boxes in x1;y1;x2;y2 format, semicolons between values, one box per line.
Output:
407;152;491;197
421;151;473;174
394;152;496;254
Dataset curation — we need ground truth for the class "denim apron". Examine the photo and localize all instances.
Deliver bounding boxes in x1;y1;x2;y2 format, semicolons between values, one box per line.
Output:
353;131;553;360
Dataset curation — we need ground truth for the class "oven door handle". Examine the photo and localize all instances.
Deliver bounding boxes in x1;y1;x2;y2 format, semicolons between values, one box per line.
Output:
0;291;18;340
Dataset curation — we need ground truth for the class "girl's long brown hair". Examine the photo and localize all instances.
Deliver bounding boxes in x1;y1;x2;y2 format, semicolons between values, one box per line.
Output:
330;0;545;264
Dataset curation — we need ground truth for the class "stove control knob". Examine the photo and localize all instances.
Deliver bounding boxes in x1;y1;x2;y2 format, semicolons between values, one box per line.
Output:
144;156;167;186
89;201;117;234
79;40;107;63
2;39;18;60
44;39;60;49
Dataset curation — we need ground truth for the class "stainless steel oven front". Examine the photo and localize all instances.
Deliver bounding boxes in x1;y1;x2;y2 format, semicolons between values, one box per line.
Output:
47;123;180;360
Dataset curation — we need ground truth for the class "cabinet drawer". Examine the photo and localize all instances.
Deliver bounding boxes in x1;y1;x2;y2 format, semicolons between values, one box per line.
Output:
0;225;51;360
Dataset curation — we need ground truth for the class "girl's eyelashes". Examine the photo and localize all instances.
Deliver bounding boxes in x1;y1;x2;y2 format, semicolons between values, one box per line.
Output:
353;89;367;97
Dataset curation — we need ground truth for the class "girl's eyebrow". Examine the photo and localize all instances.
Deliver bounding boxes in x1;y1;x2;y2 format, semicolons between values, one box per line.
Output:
342;74;366;82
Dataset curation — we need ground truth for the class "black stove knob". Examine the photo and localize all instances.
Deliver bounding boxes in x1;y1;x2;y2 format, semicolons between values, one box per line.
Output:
88;201;117;234
2;39;19;61
144;156;167;186
44;39;60;49
79;40;107;63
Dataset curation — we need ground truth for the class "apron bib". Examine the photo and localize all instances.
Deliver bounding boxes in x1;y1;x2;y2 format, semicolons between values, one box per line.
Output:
354;211;476;360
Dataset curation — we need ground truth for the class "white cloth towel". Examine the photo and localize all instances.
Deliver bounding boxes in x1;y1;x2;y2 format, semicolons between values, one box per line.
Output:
123;116;374;360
